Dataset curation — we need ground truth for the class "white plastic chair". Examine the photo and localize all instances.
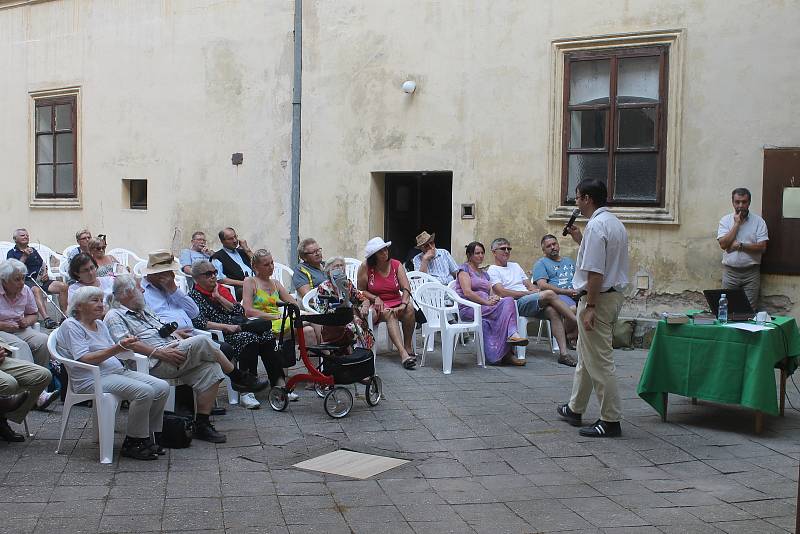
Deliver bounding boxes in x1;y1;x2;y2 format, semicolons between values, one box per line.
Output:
60;245;79;280
108;248;144;270
30;243;64;281
415;282;485;374
0;242;13;261
272;262;294;291
367;307;417;356
132;260;146;278
47;329;148;464
302;287;320;312
407;271;438;350
344;258;361;285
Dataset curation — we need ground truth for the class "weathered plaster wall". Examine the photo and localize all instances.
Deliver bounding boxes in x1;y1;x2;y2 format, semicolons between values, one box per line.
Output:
0;0;295;262
299;0;800;316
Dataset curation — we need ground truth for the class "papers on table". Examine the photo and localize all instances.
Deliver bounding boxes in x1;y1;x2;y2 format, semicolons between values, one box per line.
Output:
721;322;774;333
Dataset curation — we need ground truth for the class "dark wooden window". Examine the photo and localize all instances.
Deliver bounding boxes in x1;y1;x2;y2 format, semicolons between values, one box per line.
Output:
34;95;77;198
562;46;668;206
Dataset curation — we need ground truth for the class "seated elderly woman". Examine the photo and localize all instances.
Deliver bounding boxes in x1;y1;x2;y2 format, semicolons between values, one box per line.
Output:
316;256;374;351
189;259;289;408
67;253;114;302
454;241;529;366
56;286;171;460
357;237;416;369
88;238;124;277
0;259;54;373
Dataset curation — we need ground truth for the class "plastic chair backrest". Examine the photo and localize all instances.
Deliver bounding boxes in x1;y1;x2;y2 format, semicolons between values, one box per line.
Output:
344;258;361;285
407;271;438;294
302;287;320;312
108;248;144;269
132;260;146;278
29;243;64;280
0;242;13;262
416;282;457;327
272;262;294;290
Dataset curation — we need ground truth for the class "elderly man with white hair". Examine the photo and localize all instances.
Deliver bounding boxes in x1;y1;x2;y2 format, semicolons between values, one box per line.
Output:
56;286;170;459
104;274;268;443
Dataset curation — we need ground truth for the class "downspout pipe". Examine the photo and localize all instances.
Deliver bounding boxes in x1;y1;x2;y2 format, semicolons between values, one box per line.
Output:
289;0;302;264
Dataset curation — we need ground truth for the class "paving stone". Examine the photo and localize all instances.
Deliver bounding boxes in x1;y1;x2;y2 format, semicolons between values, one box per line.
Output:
98;514;161;533
712;519;792;533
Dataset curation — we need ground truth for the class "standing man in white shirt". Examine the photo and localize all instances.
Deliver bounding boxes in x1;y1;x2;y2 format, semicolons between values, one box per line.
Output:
557;178;629;438
716;187;768;308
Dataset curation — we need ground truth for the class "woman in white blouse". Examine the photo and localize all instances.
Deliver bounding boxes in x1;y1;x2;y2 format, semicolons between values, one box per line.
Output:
56;286;170;461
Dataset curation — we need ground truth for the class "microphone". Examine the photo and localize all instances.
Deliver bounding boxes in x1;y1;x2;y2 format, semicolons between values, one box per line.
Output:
562;209;580;236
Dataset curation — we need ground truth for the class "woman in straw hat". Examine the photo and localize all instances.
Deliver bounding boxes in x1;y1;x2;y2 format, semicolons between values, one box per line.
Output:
357;237;416;369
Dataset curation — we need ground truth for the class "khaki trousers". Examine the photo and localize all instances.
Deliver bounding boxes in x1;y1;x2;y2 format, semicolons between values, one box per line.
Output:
722;264;761;309
568;291;624;423
0;356;51;424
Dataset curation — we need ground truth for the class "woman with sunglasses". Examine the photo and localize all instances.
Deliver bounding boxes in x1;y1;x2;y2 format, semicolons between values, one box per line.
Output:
189;259;287;409
87;238;124;277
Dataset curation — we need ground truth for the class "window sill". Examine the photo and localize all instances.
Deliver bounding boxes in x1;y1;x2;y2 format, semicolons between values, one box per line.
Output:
547;204;678;225
29;198;81;209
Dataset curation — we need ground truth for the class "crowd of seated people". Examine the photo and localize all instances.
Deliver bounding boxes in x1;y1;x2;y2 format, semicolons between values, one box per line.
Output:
0;223;584;451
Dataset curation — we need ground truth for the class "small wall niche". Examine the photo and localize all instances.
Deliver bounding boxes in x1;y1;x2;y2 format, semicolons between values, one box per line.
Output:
122;179;147;210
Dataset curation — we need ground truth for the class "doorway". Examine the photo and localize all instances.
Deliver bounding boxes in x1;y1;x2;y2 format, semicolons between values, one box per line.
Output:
384;171;453;267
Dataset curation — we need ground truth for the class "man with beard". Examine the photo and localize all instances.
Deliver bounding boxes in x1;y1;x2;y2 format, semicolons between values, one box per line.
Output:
533;234;579;350
104;275;268;443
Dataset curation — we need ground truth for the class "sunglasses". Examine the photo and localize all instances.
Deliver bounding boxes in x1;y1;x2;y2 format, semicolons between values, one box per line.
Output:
494;247;512;252
200;270;218;277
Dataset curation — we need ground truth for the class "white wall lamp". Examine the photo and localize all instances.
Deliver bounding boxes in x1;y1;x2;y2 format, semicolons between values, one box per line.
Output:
401;80;416;94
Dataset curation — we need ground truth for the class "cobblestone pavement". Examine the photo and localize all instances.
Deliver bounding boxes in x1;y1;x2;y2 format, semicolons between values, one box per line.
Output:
1;339;798;534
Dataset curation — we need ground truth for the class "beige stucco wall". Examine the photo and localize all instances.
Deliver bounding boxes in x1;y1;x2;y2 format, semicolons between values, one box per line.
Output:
299;0;800;316
0;0;295;262
1;0;798;316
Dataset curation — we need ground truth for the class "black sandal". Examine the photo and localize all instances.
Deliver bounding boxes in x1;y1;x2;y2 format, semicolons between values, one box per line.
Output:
402;357;417;370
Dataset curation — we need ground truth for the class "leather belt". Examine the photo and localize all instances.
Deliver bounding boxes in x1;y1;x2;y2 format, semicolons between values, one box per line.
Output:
578;287;616;299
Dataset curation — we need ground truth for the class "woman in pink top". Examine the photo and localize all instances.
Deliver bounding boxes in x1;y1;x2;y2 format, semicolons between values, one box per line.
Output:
357;237;416;369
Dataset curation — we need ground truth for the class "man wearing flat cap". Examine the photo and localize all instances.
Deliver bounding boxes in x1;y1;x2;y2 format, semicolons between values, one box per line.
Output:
411;231;459;285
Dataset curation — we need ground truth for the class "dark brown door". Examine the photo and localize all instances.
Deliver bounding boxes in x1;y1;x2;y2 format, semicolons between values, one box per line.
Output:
761;148;800;274
384;172;453;266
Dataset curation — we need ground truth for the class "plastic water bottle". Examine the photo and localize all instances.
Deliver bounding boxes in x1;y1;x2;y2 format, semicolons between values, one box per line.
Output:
718;293;728;323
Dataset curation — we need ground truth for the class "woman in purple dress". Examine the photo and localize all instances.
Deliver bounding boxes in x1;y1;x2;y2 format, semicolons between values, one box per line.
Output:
454;242;528;365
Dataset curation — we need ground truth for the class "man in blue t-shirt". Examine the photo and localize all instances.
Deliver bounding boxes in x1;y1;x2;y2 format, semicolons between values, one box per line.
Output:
532;234;578;348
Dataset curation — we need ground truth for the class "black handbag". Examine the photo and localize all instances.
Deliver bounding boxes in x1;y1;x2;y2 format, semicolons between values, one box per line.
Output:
409;293;427;325
240;318;271;335
155;412;193;448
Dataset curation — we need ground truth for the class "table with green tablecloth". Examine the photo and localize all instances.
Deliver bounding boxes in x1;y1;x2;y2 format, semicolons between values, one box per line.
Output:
637;315;800;432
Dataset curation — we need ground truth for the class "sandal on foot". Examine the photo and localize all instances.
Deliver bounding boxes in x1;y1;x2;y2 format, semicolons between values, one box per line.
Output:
401;358;417;370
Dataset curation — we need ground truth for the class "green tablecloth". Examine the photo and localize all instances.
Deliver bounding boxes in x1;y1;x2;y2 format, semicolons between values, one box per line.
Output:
638;316;800;417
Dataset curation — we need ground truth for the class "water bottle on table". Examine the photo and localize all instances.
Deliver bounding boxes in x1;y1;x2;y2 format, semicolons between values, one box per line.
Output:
718;293;728;323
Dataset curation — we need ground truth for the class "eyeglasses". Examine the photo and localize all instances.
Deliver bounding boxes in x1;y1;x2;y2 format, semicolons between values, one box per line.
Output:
91;246;106;250
305;248;323;255
78;265;97;274
494;247;512;252
200;270;218;277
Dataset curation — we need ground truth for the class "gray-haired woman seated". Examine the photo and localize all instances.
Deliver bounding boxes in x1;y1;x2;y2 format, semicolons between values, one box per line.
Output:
56;286;171;461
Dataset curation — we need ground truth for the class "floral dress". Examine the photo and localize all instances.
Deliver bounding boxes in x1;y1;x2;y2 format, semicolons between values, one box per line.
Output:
316;280;375;350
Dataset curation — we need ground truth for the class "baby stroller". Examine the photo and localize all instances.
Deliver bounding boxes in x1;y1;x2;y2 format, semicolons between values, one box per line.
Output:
268;302;382;418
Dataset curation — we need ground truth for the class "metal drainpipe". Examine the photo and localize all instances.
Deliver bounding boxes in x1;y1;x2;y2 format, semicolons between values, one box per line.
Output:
289;0;302;264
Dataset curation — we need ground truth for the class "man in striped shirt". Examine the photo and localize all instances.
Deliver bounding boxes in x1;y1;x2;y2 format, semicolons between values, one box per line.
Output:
411;231;458;285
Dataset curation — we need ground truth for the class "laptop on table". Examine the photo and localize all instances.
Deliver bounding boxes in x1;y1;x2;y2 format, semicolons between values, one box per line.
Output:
703;288;755;321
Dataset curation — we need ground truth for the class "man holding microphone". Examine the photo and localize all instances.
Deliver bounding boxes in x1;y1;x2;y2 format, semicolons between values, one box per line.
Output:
557;178;629;438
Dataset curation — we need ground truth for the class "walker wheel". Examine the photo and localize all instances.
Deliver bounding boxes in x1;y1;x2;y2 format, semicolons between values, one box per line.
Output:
314;382;332;398
268;387;289;412
365;376;382;406
323;387;353;418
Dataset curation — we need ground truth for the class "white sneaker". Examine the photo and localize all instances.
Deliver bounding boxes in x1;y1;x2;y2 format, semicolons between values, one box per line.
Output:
36;390;60;411
238;392;260;410
287;391;299;402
